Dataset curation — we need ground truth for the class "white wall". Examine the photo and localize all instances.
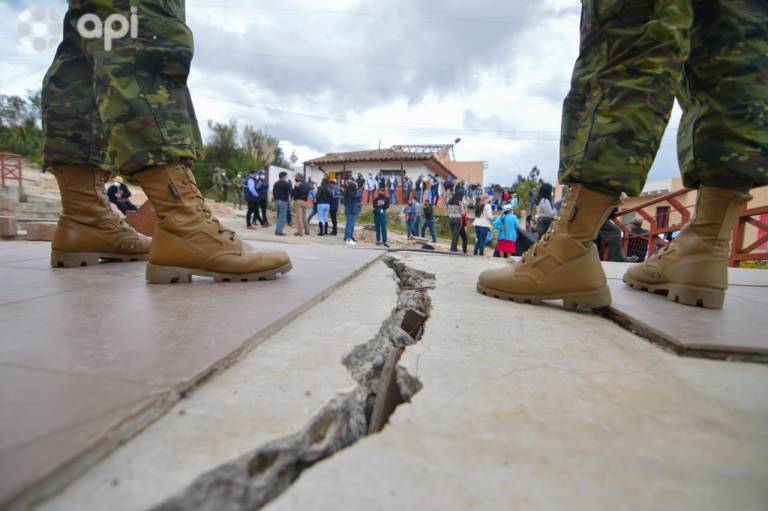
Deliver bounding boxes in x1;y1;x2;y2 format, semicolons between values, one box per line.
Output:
305;161;440;185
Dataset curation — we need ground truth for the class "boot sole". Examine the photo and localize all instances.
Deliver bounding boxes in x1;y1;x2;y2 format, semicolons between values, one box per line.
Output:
622;275;725;309
145;262;293;285
476;283;611;311
51;250;148;268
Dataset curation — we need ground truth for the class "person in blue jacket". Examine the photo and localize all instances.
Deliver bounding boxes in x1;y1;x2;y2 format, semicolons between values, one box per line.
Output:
343;180;362;245
244;169;260;230
493;203;520;258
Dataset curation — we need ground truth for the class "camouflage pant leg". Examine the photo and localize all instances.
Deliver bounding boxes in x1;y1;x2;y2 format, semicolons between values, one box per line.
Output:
43;0;203;175
559;0;693;197
42;8;108;170
677;1;768;192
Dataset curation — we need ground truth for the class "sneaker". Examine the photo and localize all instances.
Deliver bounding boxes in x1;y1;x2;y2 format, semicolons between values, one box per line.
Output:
376;241;382;246
383;243;390;248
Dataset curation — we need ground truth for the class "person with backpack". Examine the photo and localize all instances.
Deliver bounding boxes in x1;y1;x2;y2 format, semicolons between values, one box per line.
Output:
493;203;521;258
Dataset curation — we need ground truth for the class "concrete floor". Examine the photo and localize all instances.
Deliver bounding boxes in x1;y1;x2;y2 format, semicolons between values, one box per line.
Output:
28;252;768;511
0;240;381;510
267;255;768;511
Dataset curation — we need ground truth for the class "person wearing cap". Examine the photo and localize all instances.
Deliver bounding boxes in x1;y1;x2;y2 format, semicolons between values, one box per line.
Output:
472;194;495;256
493;203;520;258
106;176;138;215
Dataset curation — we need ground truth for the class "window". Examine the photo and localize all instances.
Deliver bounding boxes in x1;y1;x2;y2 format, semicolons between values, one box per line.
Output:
656;206;671;229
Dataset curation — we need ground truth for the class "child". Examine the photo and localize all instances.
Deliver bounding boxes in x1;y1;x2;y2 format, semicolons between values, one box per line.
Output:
493;203;520;258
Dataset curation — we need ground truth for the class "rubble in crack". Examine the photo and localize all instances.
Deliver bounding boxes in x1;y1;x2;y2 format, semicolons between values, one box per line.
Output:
151;256;434;511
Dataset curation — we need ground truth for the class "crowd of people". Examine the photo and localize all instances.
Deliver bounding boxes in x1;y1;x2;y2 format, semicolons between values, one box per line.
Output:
231;168;652;261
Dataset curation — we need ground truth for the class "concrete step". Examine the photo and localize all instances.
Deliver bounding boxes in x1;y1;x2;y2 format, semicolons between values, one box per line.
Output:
15;204;62;214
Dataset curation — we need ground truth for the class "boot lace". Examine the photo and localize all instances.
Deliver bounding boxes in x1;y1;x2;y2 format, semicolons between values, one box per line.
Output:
188;181;237;243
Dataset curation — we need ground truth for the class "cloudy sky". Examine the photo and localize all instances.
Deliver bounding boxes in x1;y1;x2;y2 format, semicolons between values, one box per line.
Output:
1;0;682;186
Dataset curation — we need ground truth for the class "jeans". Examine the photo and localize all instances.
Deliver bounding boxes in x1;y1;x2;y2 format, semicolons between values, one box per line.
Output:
421;219;436;242
409;217;421;238
345;213;358;241
317;203;330;223
389;189;397;204
275;200;288;234
450;218;468;253
307;205;317;225
431;191;439;206
374;210;388;243
474;226;490;255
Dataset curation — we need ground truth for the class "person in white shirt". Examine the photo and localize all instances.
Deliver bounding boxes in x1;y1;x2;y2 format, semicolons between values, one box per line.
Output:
365;173;378;206
535;183;557;240
472;194;495;256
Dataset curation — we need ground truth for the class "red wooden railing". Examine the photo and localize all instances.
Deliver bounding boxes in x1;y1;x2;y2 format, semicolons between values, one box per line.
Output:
730;205;768;267
613;188;693;259
1;153;23;190
613;188;768;268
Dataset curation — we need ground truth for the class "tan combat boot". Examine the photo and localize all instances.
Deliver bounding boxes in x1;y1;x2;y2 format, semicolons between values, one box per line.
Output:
134;163;292;284
51;165;151;268
623;186;751;309
477;184;620;310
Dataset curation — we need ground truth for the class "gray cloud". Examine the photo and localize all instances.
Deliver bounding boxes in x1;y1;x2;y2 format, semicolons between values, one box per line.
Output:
188;0;543;114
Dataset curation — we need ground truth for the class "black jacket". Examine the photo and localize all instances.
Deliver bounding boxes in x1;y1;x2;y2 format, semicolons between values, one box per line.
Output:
317;187;333;205
273;180;291;201
292;181;311;201
373;194;390;213
423;204;434;221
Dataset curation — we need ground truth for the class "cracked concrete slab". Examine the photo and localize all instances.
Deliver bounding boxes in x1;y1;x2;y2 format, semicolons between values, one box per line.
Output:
33;259;399;511
267;254;768;511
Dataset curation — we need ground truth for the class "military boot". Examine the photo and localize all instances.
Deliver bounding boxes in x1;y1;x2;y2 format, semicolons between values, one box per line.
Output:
477;184;620;310
623;186;751;309
134;163;292;284
51;165;151;268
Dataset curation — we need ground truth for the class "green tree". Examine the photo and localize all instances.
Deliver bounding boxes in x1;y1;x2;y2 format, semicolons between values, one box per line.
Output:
0;90;43;164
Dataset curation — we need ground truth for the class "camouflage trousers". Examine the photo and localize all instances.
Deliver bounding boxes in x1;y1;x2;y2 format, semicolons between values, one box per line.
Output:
42;0;203;175
559;0;768;196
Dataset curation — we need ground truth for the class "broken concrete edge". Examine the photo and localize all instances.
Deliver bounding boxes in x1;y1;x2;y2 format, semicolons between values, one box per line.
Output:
150;255;435;511
600;307;768;365
7;253;386;511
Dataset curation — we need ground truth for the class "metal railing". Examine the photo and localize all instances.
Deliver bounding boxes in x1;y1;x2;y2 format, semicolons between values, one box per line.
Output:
612;188;768;267
0;152;23;190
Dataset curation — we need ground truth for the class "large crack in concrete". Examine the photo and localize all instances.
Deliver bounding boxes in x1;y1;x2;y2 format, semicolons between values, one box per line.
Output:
150;256;435;511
